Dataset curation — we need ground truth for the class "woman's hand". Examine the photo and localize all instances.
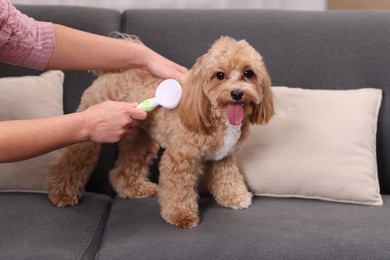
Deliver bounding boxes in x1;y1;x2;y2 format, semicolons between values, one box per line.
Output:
81;101;147;143
134;43;188;80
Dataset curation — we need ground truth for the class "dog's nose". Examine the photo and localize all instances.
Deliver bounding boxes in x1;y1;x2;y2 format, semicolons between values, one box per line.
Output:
230;89;244;101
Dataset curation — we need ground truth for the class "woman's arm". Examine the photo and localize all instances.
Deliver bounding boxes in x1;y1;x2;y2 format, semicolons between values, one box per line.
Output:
0;0;187;78
47;24;187;79
0;1;186;163
0;101;146;163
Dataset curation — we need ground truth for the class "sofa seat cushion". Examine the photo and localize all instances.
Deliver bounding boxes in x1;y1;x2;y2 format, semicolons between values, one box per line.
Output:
0;192;112;260
96;196;390;260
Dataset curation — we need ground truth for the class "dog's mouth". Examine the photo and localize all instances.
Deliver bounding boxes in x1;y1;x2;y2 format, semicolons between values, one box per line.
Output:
227;102;244;125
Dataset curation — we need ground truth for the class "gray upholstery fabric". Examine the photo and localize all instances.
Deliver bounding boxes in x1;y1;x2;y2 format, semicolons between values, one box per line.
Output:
2;7;390;259
96;196;390;260
0;192;111;259
124;10;390;194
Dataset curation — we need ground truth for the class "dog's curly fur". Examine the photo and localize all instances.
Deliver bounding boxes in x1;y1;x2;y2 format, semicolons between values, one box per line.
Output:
48;36;275;228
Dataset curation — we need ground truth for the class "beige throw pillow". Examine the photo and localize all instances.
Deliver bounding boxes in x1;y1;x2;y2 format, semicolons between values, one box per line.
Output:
237;87;383;206
0;71;64;193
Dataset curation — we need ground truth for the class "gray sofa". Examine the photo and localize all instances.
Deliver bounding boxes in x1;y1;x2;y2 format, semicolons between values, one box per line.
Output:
1;5;390;260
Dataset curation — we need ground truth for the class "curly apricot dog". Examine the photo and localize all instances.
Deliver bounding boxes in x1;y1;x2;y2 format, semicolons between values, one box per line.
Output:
49;36;274;228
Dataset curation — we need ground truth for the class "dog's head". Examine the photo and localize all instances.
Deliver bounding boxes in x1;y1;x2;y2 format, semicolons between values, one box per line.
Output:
179;36;275;133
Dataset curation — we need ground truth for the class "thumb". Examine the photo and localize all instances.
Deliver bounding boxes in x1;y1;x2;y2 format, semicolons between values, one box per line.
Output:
129;107;148;120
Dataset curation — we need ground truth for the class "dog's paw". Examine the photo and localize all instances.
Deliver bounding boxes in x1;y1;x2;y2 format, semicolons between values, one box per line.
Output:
49;193;79;208
162;210;200;229
116;181;158;199
216;191;253;210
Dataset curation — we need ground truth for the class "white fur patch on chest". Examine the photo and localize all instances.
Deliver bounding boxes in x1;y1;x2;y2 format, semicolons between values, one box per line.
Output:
205;124;242;161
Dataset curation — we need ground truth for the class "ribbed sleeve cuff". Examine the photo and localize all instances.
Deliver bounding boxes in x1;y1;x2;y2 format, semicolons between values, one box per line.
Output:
0;0;55;70
23;21;55;70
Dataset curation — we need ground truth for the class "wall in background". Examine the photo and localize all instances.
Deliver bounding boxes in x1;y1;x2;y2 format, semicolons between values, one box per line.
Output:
11;0;327;11
328;0;390;9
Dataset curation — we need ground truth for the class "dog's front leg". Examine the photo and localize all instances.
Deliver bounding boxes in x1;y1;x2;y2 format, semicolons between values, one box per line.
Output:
158;150;200;228
205;155;252;210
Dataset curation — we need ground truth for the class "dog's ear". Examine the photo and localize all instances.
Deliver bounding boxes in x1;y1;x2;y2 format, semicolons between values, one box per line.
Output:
178;55;211;133
250;70;275;125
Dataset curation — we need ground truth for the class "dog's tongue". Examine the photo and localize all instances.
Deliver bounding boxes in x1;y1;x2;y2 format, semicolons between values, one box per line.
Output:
227;103;244;125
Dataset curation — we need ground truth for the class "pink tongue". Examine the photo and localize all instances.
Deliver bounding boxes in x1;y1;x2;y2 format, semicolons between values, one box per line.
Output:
227;103;244;125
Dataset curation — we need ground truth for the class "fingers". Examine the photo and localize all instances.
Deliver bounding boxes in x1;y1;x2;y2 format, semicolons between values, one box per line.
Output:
165;59;188;79
172;60;188;75
83;101;148;143
169;65;188;81
128;105;147;121
120;103;147;136
167;60;189;80
144;46;188;80
153;63;188;81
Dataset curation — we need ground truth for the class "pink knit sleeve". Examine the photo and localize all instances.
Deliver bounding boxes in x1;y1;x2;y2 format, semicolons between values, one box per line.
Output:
0;0;55;70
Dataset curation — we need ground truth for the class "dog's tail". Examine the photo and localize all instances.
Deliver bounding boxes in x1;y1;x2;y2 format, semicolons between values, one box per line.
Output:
108;32;143;44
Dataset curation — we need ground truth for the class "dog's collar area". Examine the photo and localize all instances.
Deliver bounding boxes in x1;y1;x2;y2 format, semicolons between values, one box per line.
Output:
204;124;242;161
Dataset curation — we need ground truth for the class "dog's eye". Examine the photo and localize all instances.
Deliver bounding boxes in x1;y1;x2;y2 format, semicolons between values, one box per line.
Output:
244;70;254;78
216;72;225;80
